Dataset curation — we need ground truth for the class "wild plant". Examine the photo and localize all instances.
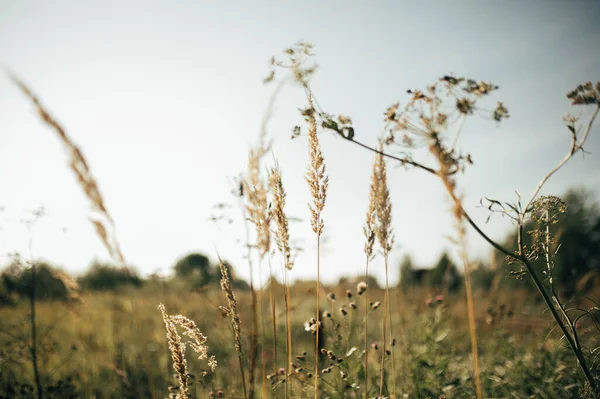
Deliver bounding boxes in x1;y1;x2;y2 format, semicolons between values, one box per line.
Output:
269;161;295;397
158;303;217;399
10;75;127;271
304;92;329;398
267;41;600;395
289;283;380;399
216;258;247;398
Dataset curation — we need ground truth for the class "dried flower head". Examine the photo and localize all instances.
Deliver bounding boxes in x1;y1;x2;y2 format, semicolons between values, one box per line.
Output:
372;141;394;256
566;81;600;105
244;144;271;258
269;162;293;269
158;304;189;398
357;282;368;295
305;94;329;236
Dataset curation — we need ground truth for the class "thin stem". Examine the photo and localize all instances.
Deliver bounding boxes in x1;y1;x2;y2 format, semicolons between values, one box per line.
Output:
449;114;467;153
314;237;321;399
29;260;43;399
243;217;257;399
25;226;43;399
259;259;267;399
384;255;396;397
363;256;369;399
523;105;599;215
269;259;277;376
517;224;597;390
379;261;388;398
460;250;483;399
350;139;438;175
283;267;293;398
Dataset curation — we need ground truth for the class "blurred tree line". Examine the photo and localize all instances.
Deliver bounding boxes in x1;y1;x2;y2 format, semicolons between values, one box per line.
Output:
1;188;597;305
399;188;600;294
0;253;247;306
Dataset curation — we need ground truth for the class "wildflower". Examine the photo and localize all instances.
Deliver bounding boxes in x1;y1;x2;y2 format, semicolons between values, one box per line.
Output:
345;289;353;298
323;311;332;319
327;292;336;302
425;298;433;306
304;318;321;334
339;307;348;316
371;301;381;310
278;367;286;375
372;343;379;350
456;98;474;114
349;302;357;310
357;281;368;295
435;295;444;303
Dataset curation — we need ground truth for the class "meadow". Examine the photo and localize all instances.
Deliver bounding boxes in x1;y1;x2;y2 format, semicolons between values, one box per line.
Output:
1;41;600;399
1;279;598;398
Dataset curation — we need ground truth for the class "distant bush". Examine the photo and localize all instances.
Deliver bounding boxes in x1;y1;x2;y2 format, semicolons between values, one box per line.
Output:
399;253;462;292
173;253;249;290
0;259;79;302
0;285;16;307
173;253;213;288
78;262;143;291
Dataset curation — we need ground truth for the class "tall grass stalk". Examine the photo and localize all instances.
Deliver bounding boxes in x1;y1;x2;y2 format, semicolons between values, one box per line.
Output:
10;75;126;271
269;162;294;397
269;259;277;376
372;141;395;397
243;137;271;398
217;259;248;398
305;94;328;398
241;214;259;399
11;74;134;397
362;185;376;399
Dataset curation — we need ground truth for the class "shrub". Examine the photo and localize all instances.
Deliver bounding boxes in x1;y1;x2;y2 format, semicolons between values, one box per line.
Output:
1;259;79;302
78;262;143;291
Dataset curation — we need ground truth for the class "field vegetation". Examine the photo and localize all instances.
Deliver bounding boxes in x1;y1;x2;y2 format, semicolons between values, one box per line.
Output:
1;42;599;398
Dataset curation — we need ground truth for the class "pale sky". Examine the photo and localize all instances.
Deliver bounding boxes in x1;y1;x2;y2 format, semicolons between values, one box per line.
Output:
0;1;599;285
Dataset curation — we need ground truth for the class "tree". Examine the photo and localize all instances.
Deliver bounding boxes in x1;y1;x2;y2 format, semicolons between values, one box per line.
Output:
429;252;462;292
78;262;143;291
173;253;213;287
1;259;79;301
399;255;418;290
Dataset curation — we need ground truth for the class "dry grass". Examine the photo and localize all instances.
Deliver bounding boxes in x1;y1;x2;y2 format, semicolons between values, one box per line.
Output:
4;51;600;399
9;75;127;271
304;93;328;398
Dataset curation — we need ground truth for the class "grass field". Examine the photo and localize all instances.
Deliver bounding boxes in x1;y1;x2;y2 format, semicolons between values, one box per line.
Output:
1;280;598;398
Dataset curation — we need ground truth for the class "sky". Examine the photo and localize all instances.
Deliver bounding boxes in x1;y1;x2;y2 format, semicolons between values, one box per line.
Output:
0;1;599;285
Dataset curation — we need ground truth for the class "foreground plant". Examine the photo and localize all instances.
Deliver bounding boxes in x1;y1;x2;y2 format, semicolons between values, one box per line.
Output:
268;41;600;394
10;75;126;270
269;161;295;397
158;303;217;399
370;141;396;397
305;93;329;398
217;259;248;398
